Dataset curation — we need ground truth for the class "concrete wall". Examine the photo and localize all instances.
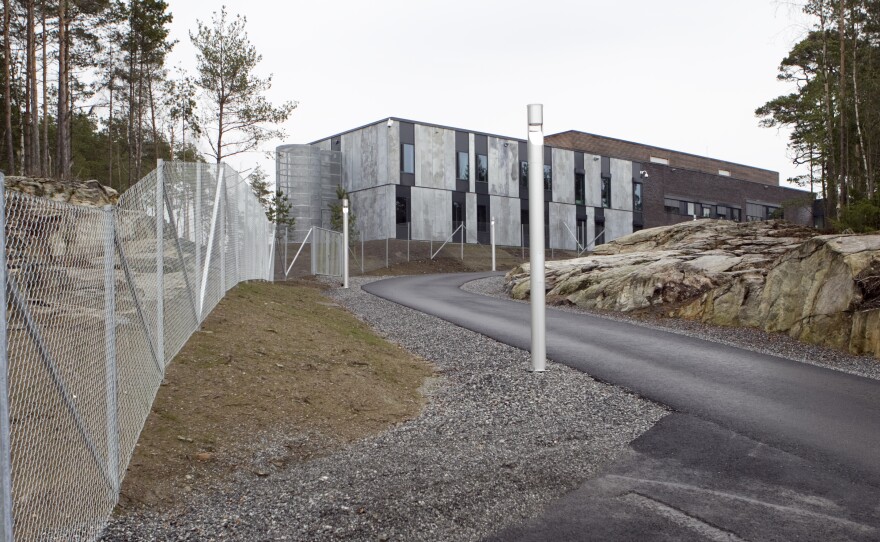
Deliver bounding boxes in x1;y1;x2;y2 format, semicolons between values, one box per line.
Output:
349;185;394;241
550;203;577;250
585;207;596;250
490;195;520;246
584;152;602;207
604;208;633;242
488;137;518;197
466;193;477;243
340;124;385;192
387;121;400;185
552;149;575;204
415;124;456;190
411;187;452;241
610;159;633;212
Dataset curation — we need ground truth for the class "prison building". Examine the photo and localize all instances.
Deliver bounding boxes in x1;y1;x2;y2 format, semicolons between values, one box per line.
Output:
276;117;813;249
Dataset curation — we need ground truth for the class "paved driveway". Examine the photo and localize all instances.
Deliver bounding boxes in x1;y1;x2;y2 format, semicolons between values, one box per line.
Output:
364;272;880;541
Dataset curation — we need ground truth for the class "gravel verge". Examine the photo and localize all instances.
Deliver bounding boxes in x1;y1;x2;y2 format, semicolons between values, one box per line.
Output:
101;276;666;541
463;275;880;381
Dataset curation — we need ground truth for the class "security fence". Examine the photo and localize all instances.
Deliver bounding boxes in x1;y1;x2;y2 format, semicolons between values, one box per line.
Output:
0;161;274;541
275;221;582;279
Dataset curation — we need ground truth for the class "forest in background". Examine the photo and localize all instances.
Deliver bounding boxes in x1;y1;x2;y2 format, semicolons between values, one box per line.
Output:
0;0;293;194
758;0;880;231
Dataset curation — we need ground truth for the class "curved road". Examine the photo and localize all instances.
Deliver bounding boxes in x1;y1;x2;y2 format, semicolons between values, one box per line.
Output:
364;272;880;540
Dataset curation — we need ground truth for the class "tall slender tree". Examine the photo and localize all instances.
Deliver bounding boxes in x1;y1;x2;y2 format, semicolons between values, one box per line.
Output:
190;6;295;164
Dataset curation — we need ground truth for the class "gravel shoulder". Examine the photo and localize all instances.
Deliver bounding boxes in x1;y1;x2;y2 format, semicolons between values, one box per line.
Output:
463;275;880;381
101;276;666;541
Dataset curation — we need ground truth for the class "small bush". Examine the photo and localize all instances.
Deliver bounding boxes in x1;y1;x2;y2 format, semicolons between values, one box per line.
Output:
835;197;880;233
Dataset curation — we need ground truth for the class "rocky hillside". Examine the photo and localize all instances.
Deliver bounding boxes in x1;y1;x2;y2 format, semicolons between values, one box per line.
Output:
505;220;880;358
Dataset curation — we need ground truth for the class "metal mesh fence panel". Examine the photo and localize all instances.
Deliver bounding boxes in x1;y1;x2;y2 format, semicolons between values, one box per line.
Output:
0;161;274;541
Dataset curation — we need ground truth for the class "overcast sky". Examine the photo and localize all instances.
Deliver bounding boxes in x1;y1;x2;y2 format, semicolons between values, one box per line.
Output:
165;0;812;188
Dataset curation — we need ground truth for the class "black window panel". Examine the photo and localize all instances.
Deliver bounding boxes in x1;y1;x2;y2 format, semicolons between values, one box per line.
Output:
575;172;586;205
476;154;488;183
702;205;712;218
575;152;585;170
601;156;611;177
544;146;552;165
396;197;408;224
474;134;488;155
633;182;643;211
731;208;742;222
399;121;415;143
520;161;529;193
457;151;469;181
455;130;469;151
477;205;488;232
664;198;680;214
601;177;611;208
543;164;552;191
401;143;414;174
594;218;606;246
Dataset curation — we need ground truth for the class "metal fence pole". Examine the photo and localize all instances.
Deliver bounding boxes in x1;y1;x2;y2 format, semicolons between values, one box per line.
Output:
0;173;13;542
195;163;202;320
460;224;464;260
156;160;165;366
361;236;364;274
491;217;496;271
219;165;226;292
385;237;389;268
407;222;410;262
342;199;349;288
527;104;546;372
103;206;119;494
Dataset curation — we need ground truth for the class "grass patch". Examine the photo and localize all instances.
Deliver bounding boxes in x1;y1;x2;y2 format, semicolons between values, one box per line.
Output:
116;280;432;511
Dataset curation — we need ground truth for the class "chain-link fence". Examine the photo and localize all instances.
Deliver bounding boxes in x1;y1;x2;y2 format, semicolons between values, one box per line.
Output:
0;161;274;541
275;221;581;280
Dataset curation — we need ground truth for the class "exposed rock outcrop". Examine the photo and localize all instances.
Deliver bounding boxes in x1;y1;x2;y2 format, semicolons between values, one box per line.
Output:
4;176;119;206
506;220;880;358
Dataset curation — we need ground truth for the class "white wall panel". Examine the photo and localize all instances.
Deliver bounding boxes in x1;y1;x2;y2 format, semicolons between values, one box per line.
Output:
584;152;601;207
552;149;575;204
411;187;452;241
549;203;577;250
466;192;477;243
611;158;633;212
490;195;520;246
604;208;633;243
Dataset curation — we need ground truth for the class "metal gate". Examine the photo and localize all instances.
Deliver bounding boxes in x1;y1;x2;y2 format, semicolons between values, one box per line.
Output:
311;227;343;277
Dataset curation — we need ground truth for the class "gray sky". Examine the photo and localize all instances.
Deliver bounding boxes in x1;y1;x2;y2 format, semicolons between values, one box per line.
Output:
165;0;812;188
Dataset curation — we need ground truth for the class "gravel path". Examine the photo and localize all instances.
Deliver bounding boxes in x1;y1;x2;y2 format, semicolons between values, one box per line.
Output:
462;275;880;381
101;276;666;541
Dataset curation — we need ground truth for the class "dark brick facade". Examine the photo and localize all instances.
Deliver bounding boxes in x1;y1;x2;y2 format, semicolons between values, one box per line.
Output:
546;131;779;186
641;163;814;228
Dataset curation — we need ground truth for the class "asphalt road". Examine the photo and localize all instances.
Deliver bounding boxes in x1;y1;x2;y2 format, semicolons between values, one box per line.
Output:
363;272;880;541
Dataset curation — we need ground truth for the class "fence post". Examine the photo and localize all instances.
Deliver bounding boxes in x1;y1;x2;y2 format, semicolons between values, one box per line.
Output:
0;172;13;542
195;163;202;321
219;164;226;292
460;225;464;260
407;222;410;262
361;236;364;274
103;206;119;494
156;160;165;366
491;216;496;271
385;237;389;268
342;199;349;288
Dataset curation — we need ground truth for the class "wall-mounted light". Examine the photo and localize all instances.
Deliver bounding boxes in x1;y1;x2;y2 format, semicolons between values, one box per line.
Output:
387;118;394;128
593;156;600;161
639;170;649;179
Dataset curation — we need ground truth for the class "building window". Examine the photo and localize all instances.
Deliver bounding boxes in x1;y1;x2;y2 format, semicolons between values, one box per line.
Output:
543;164;552;191
476;154;488;183
649;156;669;165
718;169;731;177
686;202;698;216
520;161;528;191
601;177;611;208
456;151;469;181
633;182;642;211
716;205;728;219
477;204;488;231
767;206;782;219
702;205;712;218
664;198;681;214
731;208;741;222
575;172;586;205
401;143;414;174
452;201;463;226
396;197;408;224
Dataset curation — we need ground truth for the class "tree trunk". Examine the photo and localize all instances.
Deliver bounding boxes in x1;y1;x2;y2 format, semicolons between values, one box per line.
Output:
3;0;14;172
148;74;158;162
57;0;70;179
838;0;848;209
820;2;838;218
27;0;40;176
40;0;47;176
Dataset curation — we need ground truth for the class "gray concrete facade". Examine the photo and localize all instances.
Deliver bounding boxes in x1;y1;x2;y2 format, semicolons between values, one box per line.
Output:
283;115;801;252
